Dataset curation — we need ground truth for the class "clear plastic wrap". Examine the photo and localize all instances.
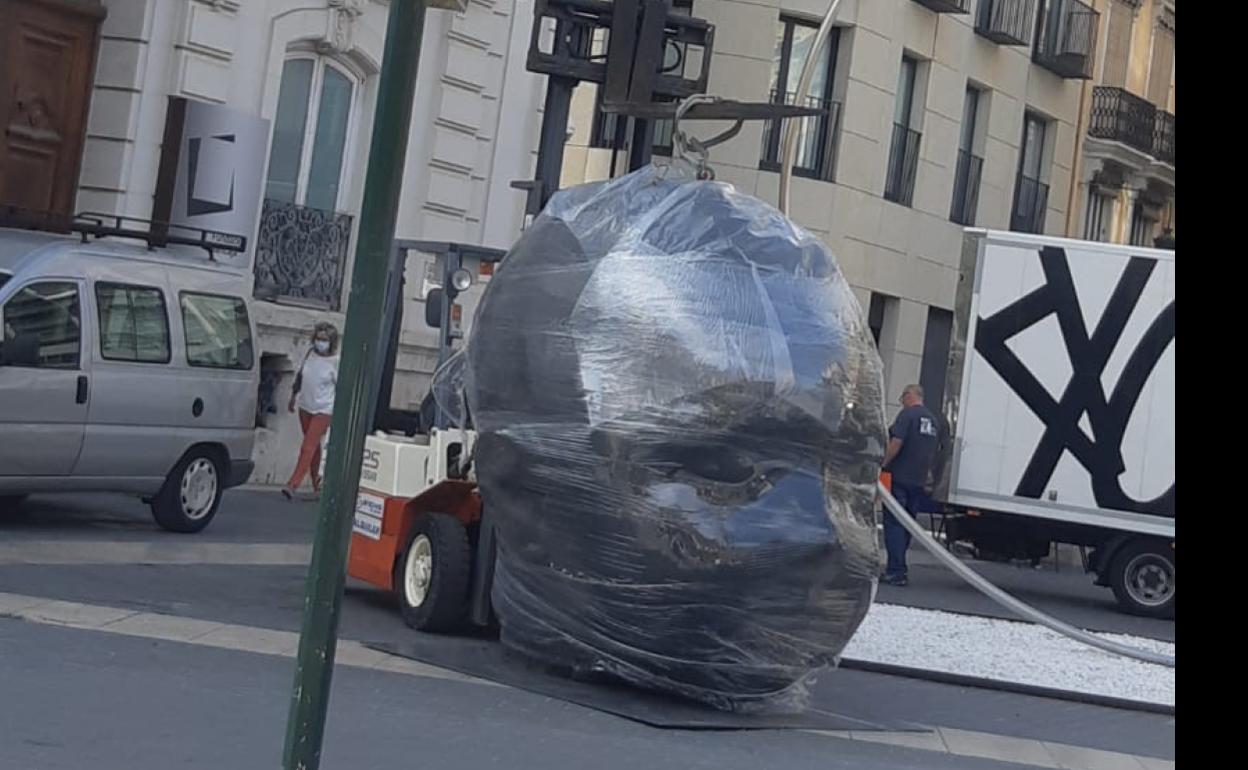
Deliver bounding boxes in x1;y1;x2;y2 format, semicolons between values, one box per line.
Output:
440;165;886;712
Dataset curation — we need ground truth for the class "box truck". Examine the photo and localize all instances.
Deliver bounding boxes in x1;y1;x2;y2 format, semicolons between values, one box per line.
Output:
933;230;1175;618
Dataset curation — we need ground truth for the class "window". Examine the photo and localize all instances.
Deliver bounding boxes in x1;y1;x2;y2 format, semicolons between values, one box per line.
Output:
759;18;841;179
1146;6;1174;108
867;292;892;347
894;57;918;128
95;283;170;364
1019;112;1047;179
180;293;254;370
1129;201;1157;246
884;56;923;205
1011;111;1050;233
950;87;985;225
266;56;358;212
1;281;80;368
1100;0;1137;89
1083;190;1112;241
589;0;692;157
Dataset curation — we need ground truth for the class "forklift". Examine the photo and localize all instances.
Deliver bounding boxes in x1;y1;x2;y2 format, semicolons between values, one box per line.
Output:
343;0;825;632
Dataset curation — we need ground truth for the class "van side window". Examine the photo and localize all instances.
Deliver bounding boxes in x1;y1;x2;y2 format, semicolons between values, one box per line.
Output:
0;281;81;369
180;292;254;370
96;283;170;364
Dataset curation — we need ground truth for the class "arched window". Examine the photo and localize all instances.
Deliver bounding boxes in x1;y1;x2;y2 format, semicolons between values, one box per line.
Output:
265;56;360;213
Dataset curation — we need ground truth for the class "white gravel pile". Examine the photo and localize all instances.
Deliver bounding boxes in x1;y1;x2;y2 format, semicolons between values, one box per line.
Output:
841;603;1175;707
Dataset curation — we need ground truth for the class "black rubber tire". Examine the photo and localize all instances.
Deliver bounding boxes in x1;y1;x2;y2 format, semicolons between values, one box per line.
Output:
394;512;472;632
150;449;224;534
1108;538;1175;619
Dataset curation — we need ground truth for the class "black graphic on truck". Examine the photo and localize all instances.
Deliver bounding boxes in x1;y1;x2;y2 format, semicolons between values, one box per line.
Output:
974;246;1175;517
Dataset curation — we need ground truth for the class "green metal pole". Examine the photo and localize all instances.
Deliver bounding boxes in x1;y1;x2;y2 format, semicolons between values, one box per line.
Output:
282;2;427;768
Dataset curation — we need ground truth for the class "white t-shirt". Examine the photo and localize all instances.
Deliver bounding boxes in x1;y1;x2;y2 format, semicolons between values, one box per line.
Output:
298;354;339;415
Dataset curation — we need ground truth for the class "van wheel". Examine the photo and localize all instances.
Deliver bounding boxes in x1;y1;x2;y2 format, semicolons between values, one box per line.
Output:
393;512;472;632
151;450;223;533
1109;538;1175;619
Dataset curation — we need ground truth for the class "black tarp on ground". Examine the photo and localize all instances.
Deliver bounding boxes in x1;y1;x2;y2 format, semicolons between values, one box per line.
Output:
366;637;923;732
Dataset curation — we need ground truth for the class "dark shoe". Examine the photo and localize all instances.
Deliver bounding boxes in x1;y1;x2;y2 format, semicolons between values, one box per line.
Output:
281;488;295;501
880;573;908;587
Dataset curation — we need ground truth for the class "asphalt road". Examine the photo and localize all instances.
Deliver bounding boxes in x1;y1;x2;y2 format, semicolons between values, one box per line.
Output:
0;489;1176;769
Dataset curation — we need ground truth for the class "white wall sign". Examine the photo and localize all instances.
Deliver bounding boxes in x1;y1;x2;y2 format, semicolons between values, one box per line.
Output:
153;96;270;263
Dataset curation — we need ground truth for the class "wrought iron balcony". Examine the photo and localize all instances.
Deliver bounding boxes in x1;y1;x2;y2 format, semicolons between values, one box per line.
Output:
911;0;970;12
884;123;922;206
950;150;984;226
1153;110;1174;166
1087;87;1175;167
253;199;352;311
1010;173;1049;234
975;0;1037;45
1034;0;1098;79
1088;87;1155;156
760;91;843;181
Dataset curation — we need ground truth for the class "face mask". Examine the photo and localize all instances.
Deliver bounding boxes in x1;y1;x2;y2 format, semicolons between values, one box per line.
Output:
314;340;330;354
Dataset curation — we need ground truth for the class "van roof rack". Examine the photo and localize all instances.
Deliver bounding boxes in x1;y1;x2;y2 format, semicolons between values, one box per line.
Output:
73;213;247;260
0;205;247;261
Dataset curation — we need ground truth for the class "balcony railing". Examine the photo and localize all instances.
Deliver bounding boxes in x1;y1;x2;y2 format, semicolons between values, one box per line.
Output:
950;150;984;226
1153;110;1174;165
884;123;922;206
760;91;843;181
1088;86;1155;156
911;0;970;12
1010;174;1049;234
1034;0;1099;79
975;0;1037;45
253;199;352;311
1087;86;1175;167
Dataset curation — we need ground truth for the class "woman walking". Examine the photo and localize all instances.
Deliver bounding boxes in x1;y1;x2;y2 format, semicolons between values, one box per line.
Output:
283;322;339;500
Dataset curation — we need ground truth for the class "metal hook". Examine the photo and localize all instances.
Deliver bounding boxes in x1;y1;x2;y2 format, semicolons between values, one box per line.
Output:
671;95;744;181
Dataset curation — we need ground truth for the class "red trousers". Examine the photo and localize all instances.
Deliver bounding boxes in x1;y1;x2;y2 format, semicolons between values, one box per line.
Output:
287;409;331;491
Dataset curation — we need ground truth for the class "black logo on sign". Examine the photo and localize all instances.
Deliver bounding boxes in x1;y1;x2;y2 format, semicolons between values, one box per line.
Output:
974;247;1174;517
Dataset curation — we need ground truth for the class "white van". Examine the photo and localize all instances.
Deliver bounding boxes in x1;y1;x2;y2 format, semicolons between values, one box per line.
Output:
0;222;258;532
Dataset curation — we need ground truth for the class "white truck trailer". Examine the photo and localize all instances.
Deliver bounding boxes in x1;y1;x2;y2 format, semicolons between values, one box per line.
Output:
933;229;1175;618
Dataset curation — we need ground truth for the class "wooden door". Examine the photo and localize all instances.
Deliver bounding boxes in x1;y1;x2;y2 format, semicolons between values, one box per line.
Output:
0;0;105;218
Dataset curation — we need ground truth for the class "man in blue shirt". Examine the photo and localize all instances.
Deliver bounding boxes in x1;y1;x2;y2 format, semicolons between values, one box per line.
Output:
880;384;941;586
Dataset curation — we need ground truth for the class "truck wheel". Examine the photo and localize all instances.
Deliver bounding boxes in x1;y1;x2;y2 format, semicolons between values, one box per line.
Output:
151;449;223;533
1108;539;1175;619
394;512;472;632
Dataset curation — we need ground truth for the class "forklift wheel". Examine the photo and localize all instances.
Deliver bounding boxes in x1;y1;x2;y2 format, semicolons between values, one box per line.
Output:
394;512;472;632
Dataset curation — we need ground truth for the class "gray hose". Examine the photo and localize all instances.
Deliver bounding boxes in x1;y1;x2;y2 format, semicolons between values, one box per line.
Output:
773;0;1174;670
878;483;1176;668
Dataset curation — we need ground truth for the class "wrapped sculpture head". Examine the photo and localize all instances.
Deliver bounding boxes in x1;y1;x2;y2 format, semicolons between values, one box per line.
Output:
441;166;886;711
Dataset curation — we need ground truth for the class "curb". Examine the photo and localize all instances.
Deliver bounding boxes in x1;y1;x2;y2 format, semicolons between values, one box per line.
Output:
839;657;1175;716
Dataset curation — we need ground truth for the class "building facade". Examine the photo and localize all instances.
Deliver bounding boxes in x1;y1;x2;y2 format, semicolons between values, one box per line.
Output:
562;0;1105;419
1;0;545;483
1068;0;1174;247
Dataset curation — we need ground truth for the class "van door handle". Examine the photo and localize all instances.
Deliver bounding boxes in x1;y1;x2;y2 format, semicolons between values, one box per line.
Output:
76;375;89;404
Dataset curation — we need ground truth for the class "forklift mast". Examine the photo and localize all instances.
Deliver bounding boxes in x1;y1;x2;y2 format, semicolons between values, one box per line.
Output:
373;240;505;436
